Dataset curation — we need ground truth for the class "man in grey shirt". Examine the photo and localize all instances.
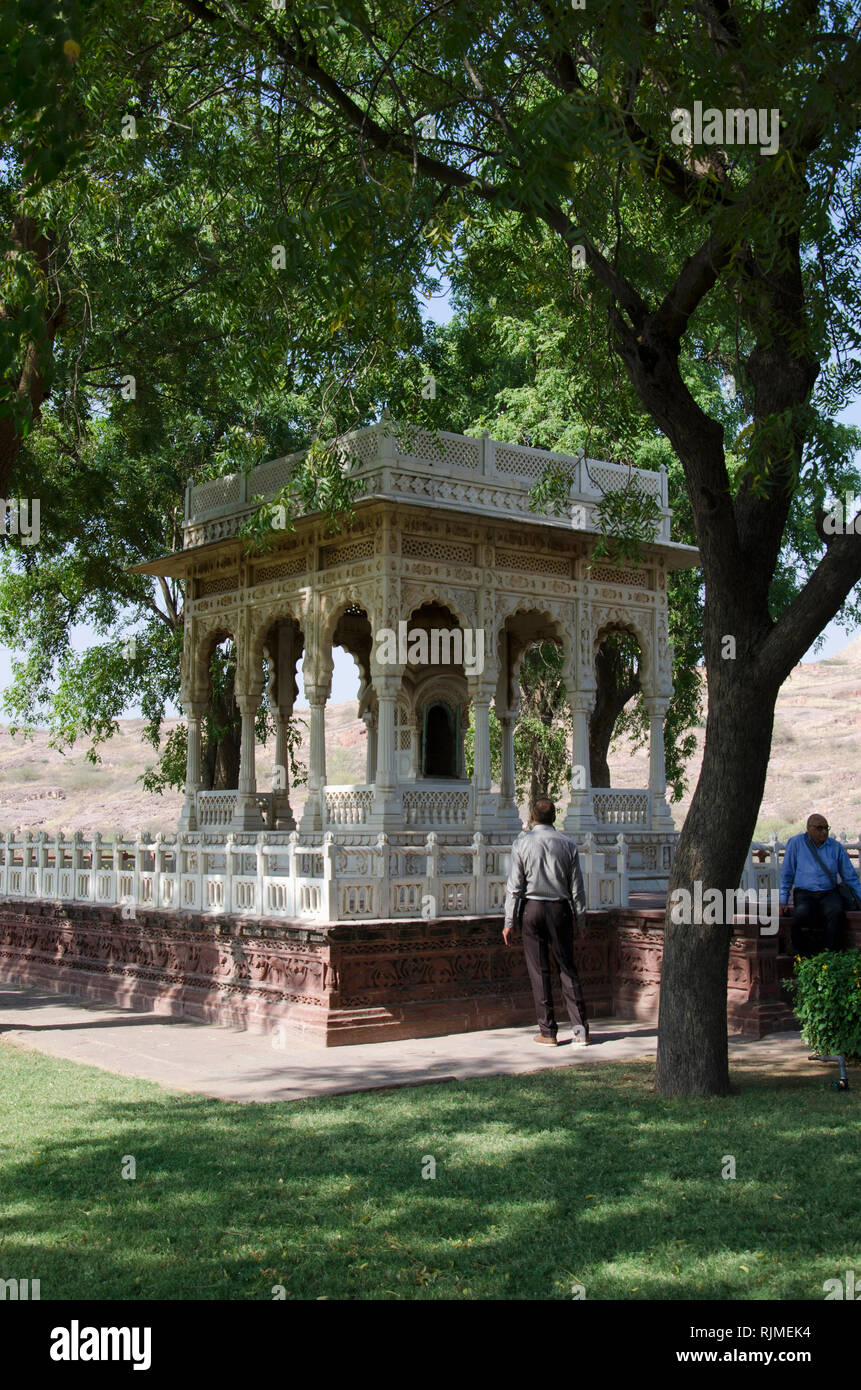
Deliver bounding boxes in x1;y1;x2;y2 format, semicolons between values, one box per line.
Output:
503;797;589;1046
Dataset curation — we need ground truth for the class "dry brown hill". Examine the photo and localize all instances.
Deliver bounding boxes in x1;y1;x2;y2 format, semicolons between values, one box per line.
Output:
1;634;859;838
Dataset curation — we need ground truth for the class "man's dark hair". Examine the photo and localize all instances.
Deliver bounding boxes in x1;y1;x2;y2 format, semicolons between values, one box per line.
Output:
533;798;556;825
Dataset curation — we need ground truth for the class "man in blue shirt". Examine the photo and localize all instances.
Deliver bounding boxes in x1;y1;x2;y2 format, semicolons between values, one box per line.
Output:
779;813;861;954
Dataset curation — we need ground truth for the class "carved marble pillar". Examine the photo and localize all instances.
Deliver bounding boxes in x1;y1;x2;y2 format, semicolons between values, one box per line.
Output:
493;627;523;833
645;694;674;829
232;691;266;830
272;706;296;830
499;715;517;810
473;696;491;785
494;709;525;831
562;689;595;832
302;683;329;832
362;709;378;785
469;681;497;830
410;718;421;780
267;619;301;830
178;699;207;831
297;606;333;833
368;673;404;828
375;675;399;793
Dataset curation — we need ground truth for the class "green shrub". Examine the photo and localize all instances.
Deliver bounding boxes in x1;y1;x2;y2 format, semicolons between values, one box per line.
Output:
754;815;802;841
785;949;861;1061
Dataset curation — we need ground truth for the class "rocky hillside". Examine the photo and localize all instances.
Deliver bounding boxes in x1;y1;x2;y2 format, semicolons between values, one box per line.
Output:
2;635;860;838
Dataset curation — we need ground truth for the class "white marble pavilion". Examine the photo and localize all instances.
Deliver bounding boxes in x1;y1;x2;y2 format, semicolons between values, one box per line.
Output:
131;422;700;917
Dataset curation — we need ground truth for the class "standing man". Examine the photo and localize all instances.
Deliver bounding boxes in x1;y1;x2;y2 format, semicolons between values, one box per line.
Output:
780;812;861;955
503;797;590;1046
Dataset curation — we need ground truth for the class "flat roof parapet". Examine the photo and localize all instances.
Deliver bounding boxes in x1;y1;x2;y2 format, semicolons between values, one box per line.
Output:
183;424;672;548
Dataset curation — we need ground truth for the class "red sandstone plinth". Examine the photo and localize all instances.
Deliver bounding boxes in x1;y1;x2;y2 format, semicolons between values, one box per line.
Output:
0;899;809;1045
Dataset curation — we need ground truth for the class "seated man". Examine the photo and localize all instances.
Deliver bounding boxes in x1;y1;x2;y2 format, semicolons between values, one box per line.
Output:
780;813;861;956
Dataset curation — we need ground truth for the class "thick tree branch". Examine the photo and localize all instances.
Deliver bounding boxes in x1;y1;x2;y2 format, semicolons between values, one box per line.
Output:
143;592;178;630
157;575;179;628
652;232;734;345
759;532;861;682
0;218;66;497
178;0;651;329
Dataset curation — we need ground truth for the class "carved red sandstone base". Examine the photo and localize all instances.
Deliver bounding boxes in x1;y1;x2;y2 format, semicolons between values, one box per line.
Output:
0;899;816;1046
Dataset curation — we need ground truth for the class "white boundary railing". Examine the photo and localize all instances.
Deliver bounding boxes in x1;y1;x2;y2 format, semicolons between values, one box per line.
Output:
196;792;274;828
0;825;632;921
13;828;851;920
324;787;374;825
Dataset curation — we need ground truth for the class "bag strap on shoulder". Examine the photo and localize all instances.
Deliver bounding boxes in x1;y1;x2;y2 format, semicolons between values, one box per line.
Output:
805;832;839;886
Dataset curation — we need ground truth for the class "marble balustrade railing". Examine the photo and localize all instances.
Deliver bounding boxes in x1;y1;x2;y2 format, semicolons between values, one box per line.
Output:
0;826;630;921
7;830;854;921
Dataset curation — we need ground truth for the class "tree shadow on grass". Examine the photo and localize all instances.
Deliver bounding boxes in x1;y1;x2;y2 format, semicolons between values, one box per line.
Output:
0;1055;859;1300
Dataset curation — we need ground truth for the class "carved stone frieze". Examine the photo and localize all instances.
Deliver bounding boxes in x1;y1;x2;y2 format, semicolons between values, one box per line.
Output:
0;901;801;1045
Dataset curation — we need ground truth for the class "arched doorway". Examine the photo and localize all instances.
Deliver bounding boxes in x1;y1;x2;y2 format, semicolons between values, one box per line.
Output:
423;702;457;777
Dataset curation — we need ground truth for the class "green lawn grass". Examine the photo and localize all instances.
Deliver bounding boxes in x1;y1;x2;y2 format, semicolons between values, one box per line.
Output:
0;1040;859;1300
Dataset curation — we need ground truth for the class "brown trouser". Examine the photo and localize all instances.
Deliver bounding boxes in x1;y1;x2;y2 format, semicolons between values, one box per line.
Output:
521;898;588;1039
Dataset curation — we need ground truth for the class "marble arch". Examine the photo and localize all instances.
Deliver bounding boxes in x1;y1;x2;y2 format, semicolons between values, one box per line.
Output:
591;611;653;695
183;615;238;693
496;601;573;676
177;618;240;832
400;589;477;637
247;598;307;677
321;589;379;651
495;595;571;640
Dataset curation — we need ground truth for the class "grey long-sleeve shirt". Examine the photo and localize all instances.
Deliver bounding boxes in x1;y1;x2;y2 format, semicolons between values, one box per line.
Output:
503;823;586;930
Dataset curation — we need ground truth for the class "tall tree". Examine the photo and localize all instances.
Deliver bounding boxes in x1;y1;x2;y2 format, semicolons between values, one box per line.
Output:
159;0;861;1096
6;1;861;1098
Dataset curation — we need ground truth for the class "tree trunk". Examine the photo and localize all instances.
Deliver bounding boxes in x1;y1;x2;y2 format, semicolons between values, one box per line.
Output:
0;217;64;498
201;723;241;789
214;727;241;789
529;749;550;818
589;648;639;787
200;652;242;789
656;650;780;1095
608;258;821;1097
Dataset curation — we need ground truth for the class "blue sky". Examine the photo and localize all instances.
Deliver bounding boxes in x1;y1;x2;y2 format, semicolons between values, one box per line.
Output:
2;281;859;717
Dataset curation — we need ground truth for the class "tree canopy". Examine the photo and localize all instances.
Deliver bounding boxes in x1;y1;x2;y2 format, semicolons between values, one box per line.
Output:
3;0;861;1095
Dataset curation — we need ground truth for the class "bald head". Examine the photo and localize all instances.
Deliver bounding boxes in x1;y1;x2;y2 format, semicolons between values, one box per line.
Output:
807;813;829;844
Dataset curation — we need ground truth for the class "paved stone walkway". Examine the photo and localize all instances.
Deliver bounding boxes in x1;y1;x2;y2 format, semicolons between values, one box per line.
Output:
0;982;818;1104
